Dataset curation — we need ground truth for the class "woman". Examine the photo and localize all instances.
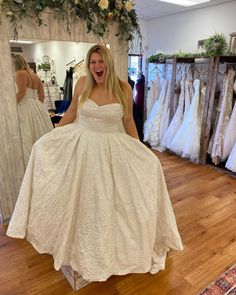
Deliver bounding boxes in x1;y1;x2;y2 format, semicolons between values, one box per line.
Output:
7;45;183;282
12;54;53;167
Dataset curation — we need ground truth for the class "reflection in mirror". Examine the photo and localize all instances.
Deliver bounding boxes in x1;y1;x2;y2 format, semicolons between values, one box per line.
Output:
9;40;99;169
12;53;54;168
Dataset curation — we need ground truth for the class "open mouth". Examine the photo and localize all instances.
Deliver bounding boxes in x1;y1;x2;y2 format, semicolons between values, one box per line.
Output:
96;71;103;77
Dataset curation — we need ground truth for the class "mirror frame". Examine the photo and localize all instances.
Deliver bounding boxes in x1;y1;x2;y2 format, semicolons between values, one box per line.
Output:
0;12;128;224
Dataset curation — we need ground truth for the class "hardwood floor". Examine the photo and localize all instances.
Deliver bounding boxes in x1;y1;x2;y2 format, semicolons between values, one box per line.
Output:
1;151;236;295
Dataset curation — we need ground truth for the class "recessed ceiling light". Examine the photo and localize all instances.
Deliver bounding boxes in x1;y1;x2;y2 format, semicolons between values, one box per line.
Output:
157;0;211;7
9;39;34;44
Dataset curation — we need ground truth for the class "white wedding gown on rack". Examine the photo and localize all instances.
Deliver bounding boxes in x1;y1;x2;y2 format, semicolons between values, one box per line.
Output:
143;80;168;147
146;72;161;117
225;80;236;171
160;77;185;150
208;68;235;164
222;98;236;161
169;79;202;162
226;139;236;172
183;67;194;120
158;80;172;148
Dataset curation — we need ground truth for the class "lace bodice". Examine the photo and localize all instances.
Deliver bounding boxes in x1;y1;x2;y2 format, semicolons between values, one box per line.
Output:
78;99;125;133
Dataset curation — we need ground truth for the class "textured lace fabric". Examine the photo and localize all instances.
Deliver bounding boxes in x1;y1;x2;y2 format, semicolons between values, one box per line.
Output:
161;76;186;150
208;69;235;164
143;79;169;147
7;98;183;282
170;79;202;162
18;88;53;167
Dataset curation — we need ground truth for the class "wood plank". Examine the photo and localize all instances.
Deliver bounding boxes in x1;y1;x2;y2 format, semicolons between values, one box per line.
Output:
199;57;215;163
1;151;236;294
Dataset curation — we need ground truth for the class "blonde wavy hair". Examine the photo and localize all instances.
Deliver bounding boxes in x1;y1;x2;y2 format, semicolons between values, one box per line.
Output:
12;54;31;73
79;44;128;114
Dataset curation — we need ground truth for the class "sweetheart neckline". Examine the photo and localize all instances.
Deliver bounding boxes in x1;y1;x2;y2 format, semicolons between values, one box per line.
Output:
88;98;121;107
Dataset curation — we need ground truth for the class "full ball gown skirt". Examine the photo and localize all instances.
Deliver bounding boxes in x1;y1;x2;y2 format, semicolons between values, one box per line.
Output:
18;88;54;166
7;99;183;282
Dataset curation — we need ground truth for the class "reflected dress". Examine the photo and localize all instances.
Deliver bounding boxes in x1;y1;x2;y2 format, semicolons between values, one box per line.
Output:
18;88;53;166
7;98;183;282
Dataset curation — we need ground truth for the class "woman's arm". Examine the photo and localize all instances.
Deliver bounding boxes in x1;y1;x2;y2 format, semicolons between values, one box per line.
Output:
37;78;45;103
57;76;86;127
122;82;140;140
15;71;27;103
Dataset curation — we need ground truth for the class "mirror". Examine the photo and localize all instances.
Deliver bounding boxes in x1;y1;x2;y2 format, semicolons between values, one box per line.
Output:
10;39;100;169
0;15;128;224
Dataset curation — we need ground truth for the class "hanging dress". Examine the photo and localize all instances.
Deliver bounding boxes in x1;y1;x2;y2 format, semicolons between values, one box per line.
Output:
183;66;194;120
146;72;161;117
226;138;236;172
135;75;145;123
170;79;202;162
143;80;168;147
157;80;172;150
208;68;235;165
222;98;236;161
160;76;185;150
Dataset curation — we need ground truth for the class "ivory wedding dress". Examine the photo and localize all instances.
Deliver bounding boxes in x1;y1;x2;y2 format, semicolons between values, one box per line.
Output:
160;77;185;150
143;80;168;147
18;88;53;166
170;79;202;162
7;98;183;282
146;72;161;117
222;99;236;161
225;80;236;171
208;69;235;164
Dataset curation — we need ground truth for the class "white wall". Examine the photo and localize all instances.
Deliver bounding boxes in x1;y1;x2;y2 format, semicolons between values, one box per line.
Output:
129;19;148;55
22;41;95;87
147;1;236;56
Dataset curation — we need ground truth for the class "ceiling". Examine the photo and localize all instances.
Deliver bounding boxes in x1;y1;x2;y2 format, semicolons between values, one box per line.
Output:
134;0;234;20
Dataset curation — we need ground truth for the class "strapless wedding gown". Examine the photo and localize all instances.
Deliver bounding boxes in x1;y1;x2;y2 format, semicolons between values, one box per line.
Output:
18;88;53;166
7;98;183;282
170;79;202;162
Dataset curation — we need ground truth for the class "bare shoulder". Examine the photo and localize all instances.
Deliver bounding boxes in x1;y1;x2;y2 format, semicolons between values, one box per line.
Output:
121;80;133;100
15;70;27;78
74;76;86;95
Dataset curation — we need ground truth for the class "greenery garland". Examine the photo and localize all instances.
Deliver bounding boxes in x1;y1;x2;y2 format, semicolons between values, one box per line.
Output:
0;0;142;43
148;33;232;63
148;51;209;63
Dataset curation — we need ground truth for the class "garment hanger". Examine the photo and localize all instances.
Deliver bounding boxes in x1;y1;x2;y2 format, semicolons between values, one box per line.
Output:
74;59;84;68
150;65;162;74
66;59;76;67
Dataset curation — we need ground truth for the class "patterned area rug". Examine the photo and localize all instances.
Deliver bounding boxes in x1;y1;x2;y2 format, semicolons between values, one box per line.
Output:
199;265;236;295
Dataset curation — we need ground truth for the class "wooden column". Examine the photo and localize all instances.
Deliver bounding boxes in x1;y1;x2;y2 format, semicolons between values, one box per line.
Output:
143;57;149;121
199;57;219;164
0;17;25;223
169;56;177;121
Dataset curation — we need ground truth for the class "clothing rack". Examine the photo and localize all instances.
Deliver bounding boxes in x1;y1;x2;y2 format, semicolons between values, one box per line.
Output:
74;59;84;68
66;59;76;67
146;55;236;165
200;55;236;163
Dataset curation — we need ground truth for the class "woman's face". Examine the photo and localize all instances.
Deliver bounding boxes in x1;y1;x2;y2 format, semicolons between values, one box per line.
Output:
89;52;107;84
